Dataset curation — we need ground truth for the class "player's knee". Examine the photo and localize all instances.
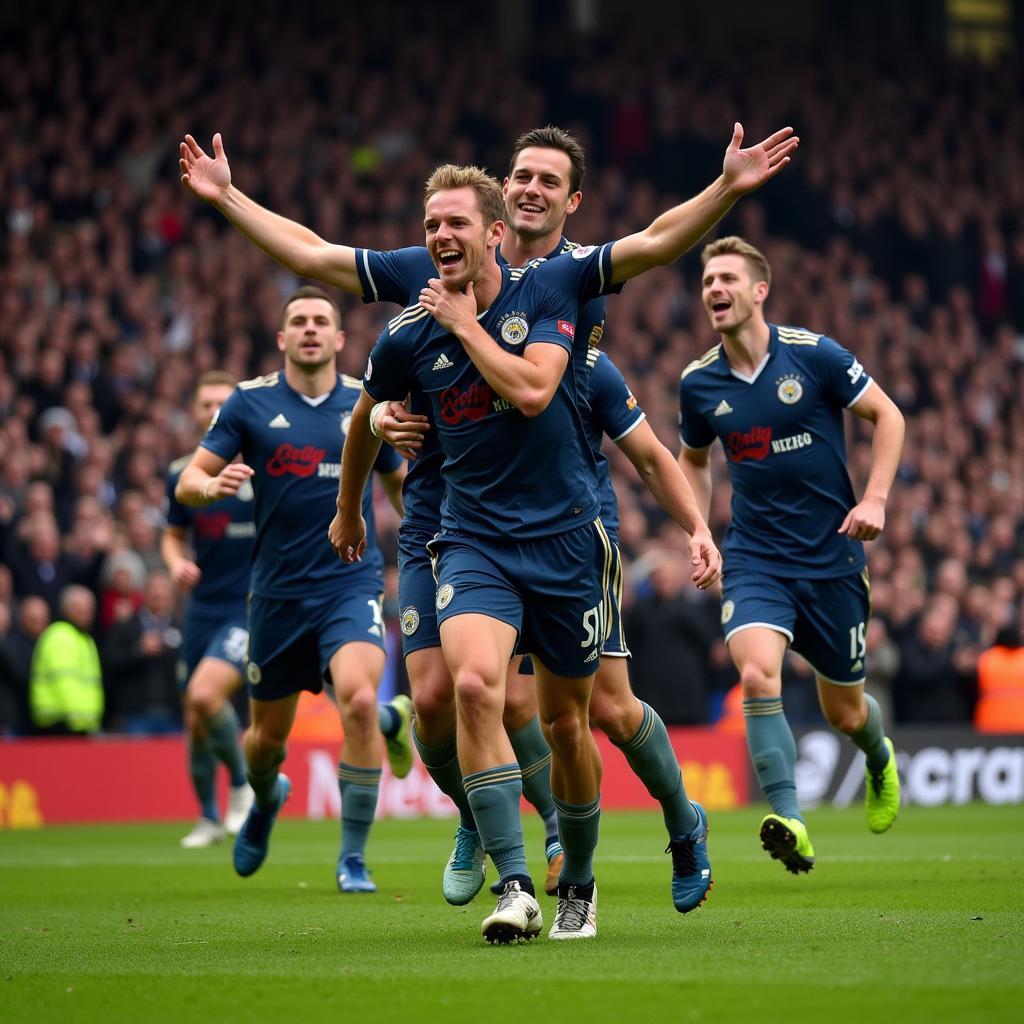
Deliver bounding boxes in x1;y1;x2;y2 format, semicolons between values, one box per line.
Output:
739;663;779;699
588;690;635;745
186;685;223;721
453;670;499;721
826;702;866;734
412;684;454;734
541;706;589;755
341;684;379;730
250;719;288;752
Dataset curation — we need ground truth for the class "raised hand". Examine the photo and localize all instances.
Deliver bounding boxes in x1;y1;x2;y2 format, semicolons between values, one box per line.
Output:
722;123;799;196
180;133;232;203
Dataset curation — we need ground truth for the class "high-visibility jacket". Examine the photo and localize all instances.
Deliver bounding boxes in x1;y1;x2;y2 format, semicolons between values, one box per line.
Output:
974;645;1024;733
29;621;103;733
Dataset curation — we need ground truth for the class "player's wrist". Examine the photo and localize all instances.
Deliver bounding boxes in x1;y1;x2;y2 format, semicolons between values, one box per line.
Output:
369;402;387;438
200;477;214;501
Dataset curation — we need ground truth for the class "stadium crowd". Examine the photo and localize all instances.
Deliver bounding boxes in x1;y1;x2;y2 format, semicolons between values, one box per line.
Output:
2;2;1023;735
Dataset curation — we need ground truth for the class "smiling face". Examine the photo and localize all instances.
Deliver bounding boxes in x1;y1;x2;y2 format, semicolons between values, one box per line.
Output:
423;187;503;291
701;253;769;336
502;146;581;242
276;297;343;369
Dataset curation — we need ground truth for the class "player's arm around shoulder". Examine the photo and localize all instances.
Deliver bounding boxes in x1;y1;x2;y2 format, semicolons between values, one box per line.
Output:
840;381;906;542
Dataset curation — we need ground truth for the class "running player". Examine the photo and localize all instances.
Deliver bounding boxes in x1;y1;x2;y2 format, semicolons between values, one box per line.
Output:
162;371;254;848
175;287;412;891
677;237;905;873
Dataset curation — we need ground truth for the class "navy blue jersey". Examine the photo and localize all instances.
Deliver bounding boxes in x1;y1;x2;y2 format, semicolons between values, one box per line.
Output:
355;238;614;534
200;372;402;599
678;323;873;578
584;348;645;536
363;245;616;541
165;457;254;608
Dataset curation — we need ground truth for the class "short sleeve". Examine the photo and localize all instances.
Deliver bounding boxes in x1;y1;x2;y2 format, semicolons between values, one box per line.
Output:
363;328;414;402
164;470;192;528
678;376;716;450
201;389;246;461
589;353;644;442
818;335;873;408
355;247;437;306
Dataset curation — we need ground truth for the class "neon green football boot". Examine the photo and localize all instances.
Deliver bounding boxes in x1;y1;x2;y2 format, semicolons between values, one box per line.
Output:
384;694;414;779
759;814;815;874
865;737;900;833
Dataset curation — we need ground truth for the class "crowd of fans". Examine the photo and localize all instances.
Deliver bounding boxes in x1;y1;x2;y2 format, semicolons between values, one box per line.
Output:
2;3;1023;734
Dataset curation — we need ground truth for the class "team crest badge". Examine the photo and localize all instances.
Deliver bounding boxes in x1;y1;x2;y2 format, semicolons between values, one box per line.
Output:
499;312;529;346
777;377;803;405
401;606;421;636
436;584;454;610
246;661;262;684
721;600;735;625
571;245;596;260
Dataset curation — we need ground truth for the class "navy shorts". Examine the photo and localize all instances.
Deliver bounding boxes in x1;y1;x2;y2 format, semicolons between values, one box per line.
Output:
397;524;441;657
245;589;386;701
428;519;614;679
721;568;871;685
178;601;249;687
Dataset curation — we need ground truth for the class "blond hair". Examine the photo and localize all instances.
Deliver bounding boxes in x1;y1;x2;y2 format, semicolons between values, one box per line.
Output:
701;236;772;289
424;165;506;227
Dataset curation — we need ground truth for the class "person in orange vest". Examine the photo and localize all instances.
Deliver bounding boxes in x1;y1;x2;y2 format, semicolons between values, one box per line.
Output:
975;621;1024;733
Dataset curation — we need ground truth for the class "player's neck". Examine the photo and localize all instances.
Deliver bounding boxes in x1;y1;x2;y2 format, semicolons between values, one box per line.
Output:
500;227;563;269
284;361;336;398
472;258;505;313
719;319;771;376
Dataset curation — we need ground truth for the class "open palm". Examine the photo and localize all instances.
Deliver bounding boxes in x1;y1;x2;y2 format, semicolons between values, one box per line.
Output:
179;133;232;202
722;123;799;196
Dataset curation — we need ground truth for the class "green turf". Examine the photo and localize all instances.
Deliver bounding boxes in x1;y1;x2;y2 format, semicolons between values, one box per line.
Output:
1;804;1022;1023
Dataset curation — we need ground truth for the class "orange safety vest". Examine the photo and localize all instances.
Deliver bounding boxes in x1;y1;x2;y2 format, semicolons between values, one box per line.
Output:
974;646;1024;733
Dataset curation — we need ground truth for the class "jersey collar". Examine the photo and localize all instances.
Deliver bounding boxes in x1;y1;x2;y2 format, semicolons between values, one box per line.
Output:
721;324;778;385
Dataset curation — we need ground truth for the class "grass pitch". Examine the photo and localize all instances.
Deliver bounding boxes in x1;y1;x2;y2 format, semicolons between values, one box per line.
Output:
2;804;1022;1023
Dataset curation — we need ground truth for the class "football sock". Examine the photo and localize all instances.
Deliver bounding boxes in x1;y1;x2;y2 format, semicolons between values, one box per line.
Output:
188;735;219;822
743;697;803;821
378;703;400;739
553;794;601;885
337;763;381;858
205;704;248;788
413;726;476;828
507;717;559;848
615;701;699;837
247;749;286;811
464;764;529;883
849;694;890;771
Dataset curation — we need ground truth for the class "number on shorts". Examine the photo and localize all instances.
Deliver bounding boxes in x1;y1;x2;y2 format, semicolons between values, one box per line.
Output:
581;604;604;649
848;622;866;660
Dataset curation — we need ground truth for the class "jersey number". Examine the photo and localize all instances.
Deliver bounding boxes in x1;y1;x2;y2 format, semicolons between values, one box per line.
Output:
848;622;866;660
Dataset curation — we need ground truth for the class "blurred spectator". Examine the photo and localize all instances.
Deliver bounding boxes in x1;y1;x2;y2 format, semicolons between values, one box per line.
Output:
0;595;52;735
974;617;1024;733
101;570;183;734
28;585;103;735
892;595;977;724
98;549;146;631
622;552;721;724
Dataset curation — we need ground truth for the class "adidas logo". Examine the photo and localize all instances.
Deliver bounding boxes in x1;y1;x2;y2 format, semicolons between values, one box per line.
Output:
268;413;290;428
713;400;733;417
432;353;454;371
851;658;864;672
368;625;382;638
584;647;600;663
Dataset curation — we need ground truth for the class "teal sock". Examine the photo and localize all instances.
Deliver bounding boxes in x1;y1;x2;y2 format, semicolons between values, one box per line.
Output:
553;794;601;885
188;736;219;822
743;697;802;821
616;701;698;837
247;749;285;811
507;717;559;849
413;727;475;828
378;703;400;739
464;764;529;883
850;694;890;771
205;704;248;788
337;763;381;858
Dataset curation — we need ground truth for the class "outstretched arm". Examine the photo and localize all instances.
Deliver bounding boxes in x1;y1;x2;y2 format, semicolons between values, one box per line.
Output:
618;421;721;589
609;123;798;283
329;391;385;562
840;383;906;542
180;133;363;293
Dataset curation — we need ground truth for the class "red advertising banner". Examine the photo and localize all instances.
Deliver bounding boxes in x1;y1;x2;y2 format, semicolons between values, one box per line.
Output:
0;728;748;828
